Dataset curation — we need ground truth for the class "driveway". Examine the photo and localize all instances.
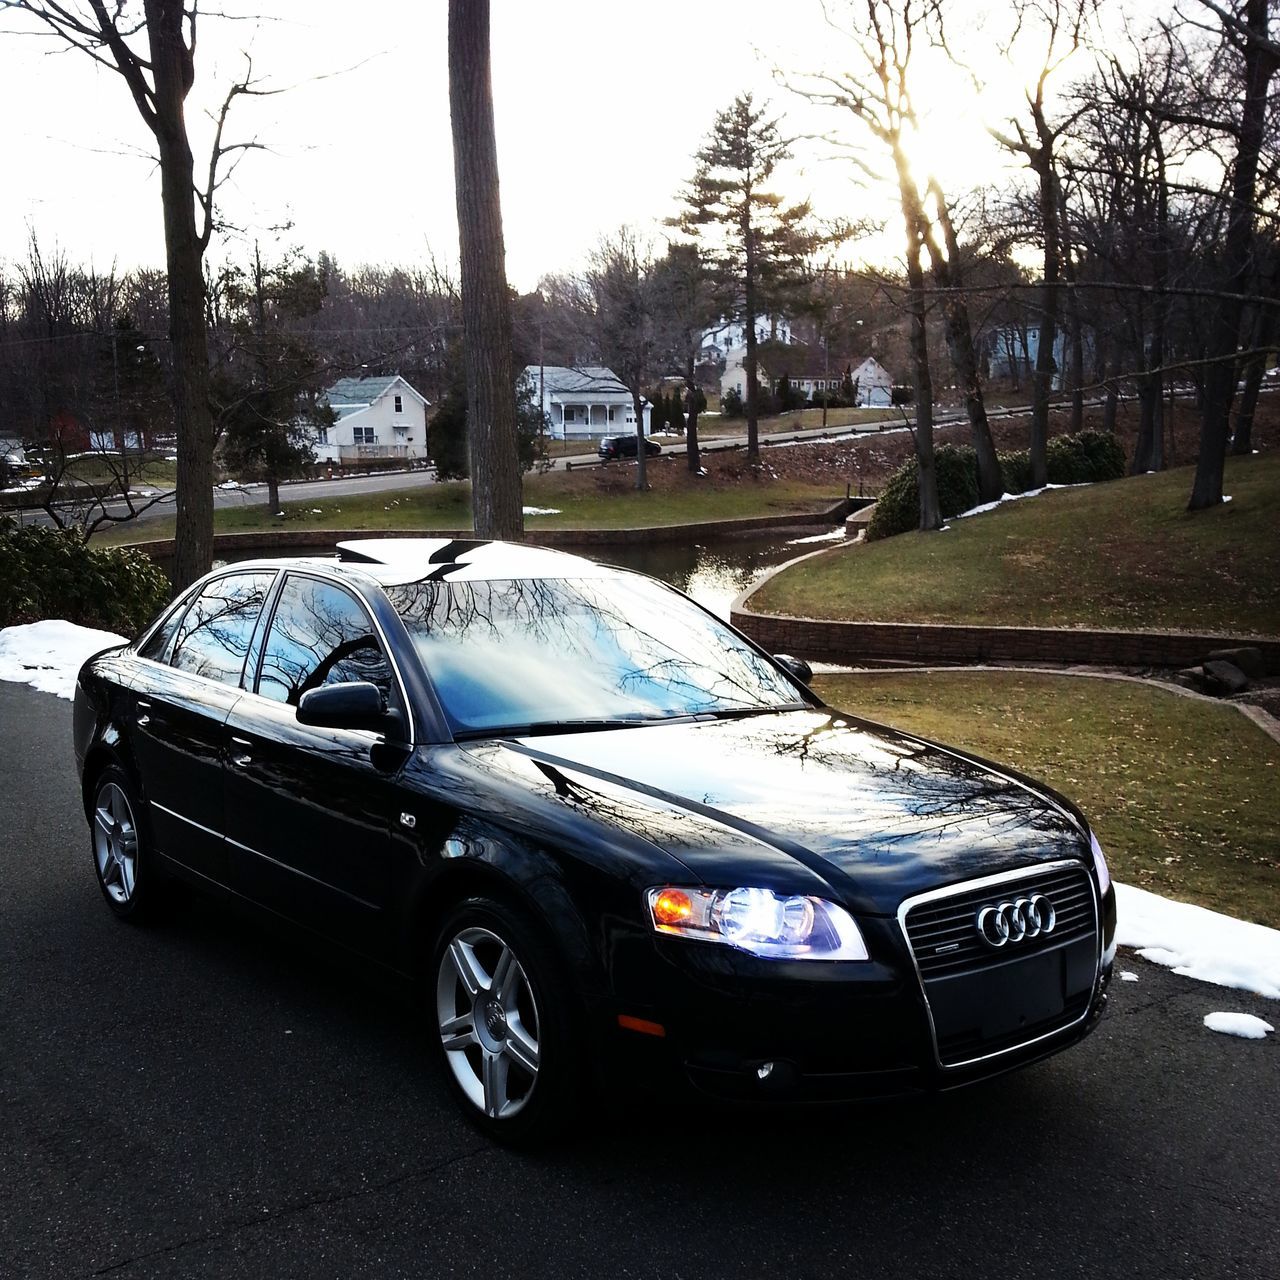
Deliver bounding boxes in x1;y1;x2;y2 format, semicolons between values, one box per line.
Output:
1;680;1275;1279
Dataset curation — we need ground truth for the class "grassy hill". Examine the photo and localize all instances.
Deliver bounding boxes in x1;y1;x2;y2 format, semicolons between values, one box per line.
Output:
751;452;1280;636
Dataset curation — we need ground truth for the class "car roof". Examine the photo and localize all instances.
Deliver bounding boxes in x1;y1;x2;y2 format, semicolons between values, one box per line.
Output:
215;538;619;587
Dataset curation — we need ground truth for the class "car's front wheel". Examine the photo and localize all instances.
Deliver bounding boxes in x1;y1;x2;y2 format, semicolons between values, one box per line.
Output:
89;766;162;922
431;898;582;1144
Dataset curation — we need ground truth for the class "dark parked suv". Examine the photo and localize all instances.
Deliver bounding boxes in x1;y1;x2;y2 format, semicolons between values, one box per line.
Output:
598;434;661;460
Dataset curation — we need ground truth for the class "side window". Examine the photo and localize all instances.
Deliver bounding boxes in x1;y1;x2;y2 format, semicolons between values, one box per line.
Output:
257;575;395;708
170;572;275;686
138;586;197;663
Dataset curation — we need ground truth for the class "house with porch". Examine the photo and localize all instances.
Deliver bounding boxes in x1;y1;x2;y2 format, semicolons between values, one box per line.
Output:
521;366;651;440
311;375;430;465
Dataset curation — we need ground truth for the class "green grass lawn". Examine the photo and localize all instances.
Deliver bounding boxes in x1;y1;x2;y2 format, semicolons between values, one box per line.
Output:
64;455;178;488
103;471;840;543
753;452;1280;636
813;670;1280;928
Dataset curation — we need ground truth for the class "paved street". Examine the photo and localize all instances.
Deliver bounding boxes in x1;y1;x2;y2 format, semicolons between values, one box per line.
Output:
2;679;1276;1280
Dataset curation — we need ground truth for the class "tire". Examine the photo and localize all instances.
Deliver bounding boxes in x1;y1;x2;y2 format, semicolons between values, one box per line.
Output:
430;897;583;1145
88;765;164;923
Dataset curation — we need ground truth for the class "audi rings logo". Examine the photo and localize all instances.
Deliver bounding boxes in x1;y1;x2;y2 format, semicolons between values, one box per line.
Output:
975;894;1056;948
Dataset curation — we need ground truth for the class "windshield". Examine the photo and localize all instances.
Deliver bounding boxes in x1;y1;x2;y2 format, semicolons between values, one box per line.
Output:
386;574;804;736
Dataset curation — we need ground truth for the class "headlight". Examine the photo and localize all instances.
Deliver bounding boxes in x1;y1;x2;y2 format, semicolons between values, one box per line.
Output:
647;886;869;960
1089;830;1112;894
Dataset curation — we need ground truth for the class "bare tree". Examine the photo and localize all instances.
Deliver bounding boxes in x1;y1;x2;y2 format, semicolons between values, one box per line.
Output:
792;0;945;530
448;0;523;540
990;0;1098;488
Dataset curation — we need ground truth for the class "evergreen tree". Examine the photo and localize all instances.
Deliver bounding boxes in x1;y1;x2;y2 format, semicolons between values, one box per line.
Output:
674;94;832;464
669;388;686;435
429;370;547;482
214;247;332;514
841;365;857;405
650;390;668;435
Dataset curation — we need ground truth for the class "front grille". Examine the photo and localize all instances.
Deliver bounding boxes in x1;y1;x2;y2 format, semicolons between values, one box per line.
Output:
904;864;1095;979
936;991;1092;1062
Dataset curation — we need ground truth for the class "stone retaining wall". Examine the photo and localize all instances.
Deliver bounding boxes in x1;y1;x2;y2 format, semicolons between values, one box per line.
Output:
730;606;1280;674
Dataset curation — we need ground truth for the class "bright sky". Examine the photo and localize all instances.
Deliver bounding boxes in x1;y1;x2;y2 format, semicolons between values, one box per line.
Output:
0;0;1151;290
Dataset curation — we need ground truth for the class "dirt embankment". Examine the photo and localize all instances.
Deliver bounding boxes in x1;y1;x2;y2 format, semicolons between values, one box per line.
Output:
597;396;1279;499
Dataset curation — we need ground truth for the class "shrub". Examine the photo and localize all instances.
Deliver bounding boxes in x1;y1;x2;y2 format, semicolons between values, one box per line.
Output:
721;387;744;418
999;449;1035;495
1046;430;1126;485
0;519;170;634
867;444;980;541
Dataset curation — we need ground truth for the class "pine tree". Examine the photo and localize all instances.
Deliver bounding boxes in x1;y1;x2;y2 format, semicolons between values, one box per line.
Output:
669;388;686;435
674;94;830;464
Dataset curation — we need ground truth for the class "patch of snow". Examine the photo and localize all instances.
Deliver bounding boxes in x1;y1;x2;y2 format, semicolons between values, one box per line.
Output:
217;480;247;490
310;508;323;514
1;478;44;494
955;482;1091;521
1223;495;1232;503
0;620;127;700
523;506;561;516
1203;1012;1273;1039
787;528;847;546
1120;971;1139;982
1115;882;1280;999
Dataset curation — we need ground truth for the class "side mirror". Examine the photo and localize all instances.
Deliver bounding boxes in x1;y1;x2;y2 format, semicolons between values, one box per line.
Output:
297;681;404;739
774;653;813;685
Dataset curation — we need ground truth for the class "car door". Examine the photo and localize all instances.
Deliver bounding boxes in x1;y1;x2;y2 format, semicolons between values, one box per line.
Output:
222;571;411;952
128;570;277;885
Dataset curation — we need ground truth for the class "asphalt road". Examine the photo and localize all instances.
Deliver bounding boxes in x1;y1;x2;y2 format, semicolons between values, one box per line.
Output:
2;679;1277;1280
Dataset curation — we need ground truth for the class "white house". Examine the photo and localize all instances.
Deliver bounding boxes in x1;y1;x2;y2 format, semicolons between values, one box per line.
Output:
311;375;430;464
699;315;793;362
721;346;895;408
521;365;651;440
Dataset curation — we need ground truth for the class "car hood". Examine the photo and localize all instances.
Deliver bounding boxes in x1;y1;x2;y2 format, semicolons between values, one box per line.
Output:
467;709;1089;916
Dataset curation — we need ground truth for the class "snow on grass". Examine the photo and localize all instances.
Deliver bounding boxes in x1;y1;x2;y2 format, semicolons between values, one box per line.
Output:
955;482;1091;520
1115;883;1280;1000
0;620;127;700
1203;1012;1273;1039
787;528;848;546
1120;971;1140;982
523;506;561;516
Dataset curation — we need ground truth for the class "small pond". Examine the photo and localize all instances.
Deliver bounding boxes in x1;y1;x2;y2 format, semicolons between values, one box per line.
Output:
214;524;846;619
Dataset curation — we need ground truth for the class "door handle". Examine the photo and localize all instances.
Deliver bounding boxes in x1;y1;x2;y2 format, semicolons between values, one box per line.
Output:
229;736;253;767
136;698;152;727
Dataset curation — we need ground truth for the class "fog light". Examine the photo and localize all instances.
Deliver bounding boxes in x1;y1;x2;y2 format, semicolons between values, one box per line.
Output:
756;1062;775;1080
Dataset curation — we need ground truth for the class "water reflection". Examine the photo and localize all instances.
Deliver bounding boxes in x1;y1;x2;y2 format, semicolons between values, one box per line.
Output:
214;526;837;620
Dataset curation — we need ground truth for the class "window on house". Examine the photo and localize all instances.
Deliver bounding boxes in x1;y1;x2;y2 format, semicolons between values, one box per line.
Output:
563;407;576;424
353;426;376;445
608;408;616;422
394;395;403;413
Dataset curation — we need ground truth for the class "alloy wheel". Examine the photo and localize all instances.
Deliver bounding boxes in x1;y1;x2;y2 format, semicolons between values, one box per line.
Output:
436;926;541;1120
93;781;139;906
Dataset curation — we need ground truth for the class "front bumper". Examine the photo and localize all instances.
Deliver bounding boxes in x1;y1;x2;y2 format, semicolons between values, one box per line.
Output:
599;898;1115;1104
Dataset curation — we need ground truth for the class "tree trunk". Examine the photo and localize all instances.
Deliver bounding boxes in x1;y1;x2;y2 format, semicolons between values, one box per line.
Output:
1231;279;1277;455
893;149;939;531
743;236;760;465
1030;156;1060;489
923;180;1001;503
267;474;280;514
684;356;702;474
1059;191;1085;434
633;389;647;489
148;7;215;591
448;0;523;541
1189;0;1276;509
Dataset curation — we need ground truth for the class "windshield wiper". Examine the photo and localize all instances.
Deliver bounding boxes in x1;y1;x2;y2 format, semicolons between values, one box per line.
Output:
693;704;807;721
453;716;679;742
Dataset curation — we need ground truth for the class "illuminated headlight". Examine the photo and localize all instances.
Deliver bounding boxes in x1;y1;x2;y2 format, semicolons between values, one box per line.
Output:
1089;830;1112;894
647;886;869;960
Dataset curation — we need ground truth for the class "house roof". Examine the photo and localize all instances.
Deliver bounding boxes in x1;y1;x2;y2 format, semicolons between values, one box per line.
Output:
324;374;427;409
752;341;874;380
523;365;631;397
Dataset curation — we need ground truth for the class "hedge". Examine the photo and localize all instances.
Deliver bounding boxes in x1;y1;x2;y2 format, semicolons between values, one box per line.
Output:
868;431;1127;540
0;519;170;634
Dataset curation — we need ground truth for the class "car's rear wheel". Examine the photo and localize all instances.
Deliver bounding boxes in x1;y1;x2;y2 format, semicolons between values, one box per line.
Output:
431;898;581;1144
90;767;162;922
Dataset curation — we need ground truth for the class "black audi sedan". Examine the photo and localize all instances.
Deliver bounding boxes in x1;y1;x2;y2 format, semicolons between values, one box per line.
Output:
73;538;1116;1141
